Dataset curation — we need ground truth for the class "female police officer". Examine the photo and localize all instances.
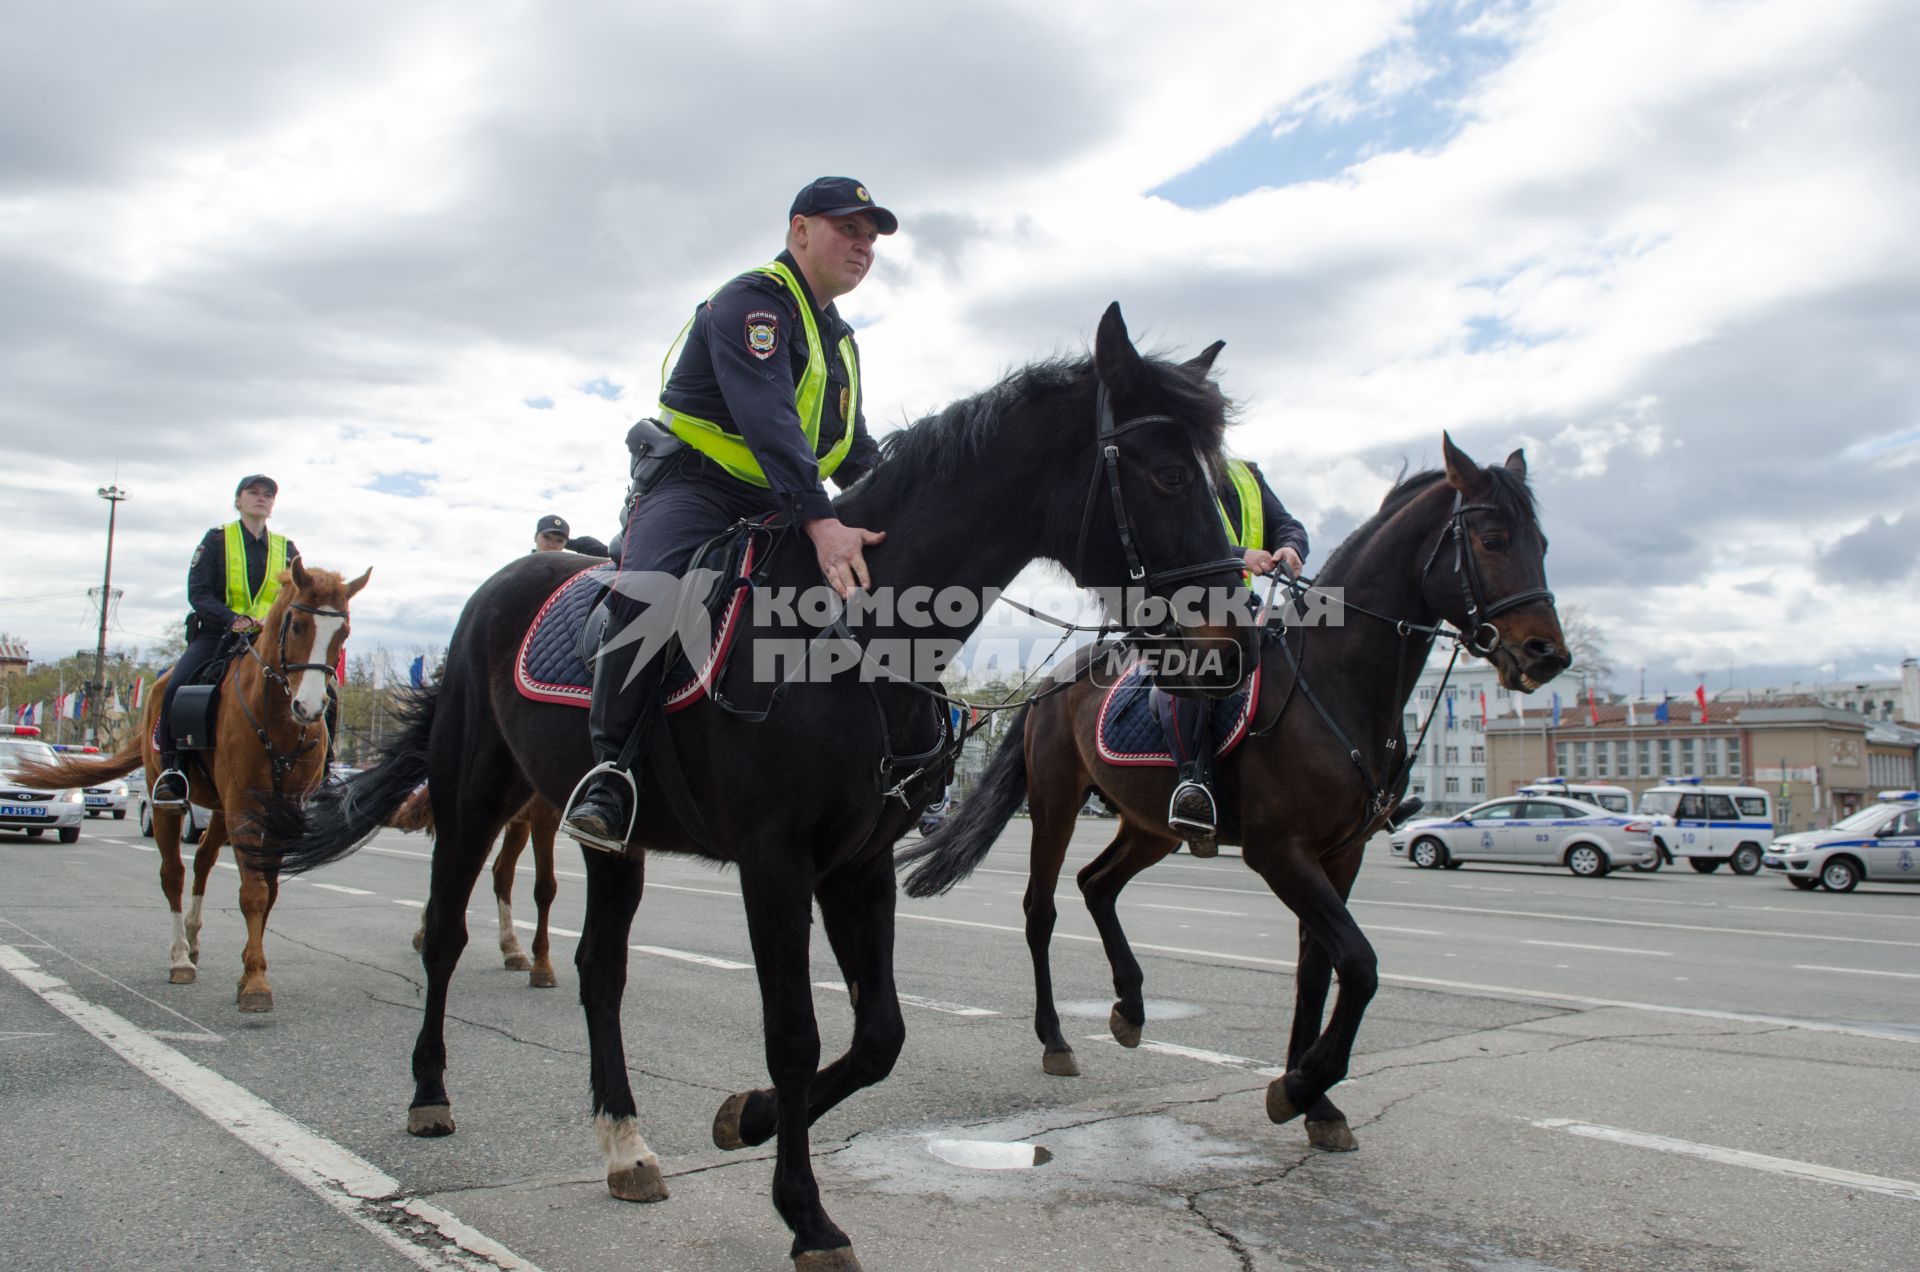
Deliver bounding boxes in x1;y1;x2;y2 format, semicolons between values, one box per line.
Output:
151;474;300;807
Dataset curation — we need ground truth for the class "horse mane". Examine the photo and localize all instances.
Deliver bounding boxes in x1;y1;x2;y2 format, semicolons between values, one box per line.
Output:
1319;462;1538;581
841;353;1231;513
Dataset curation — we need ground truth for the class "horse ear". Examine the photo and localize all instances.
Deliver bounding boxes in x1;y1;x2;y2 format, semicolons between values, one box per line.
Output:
289;555;312;591
1184;340;1225;377
1093;302;1148;398
345;567;372;599
1442;432;1490;498
1505;448;1527;479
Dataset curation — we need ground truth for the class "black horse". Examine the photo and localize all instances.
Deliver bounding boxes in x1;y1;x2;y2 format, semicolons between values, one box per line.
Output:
899;436;1570;1152
261;305;1258;1272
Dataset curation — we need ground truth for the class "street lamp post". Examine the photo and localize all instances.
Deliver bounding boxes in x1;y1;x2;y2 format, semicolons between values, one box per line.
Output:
91;485;129;744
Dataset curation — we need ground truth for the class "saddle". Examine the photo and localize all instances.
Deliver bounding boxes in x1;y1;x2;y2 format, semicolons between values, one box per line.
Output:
1094;658;1262;769
516;519;776;712
157;634;250;752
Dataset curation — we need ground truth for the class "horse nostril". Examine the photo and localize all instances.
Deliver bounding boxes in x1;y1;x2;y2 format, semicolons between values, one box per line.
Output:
1524;638;1563;662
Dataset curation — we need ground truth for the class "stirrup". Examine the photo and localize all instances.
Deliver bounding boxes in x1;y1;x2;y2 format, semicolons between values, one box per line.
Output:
151;768;190;810
1168;780;1218;857
560;761;640;855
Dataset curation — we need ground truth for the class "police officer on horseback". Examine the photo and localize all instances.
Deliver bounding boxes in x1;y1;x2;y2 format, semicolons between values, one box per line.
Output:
561;177;895;852
1165;458;1306;853
152;474;300;807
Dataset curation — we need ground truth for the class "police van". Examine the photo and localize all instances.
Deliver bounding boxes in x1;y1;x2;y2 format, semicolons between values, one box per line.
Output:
1517;778;1632;813
1763;791;1920;893
1635;778;1774;875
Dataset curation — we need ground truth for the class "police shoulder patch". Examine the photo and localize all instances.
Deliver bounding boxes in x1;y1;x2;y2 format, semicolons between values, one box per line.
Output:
744;310;779;361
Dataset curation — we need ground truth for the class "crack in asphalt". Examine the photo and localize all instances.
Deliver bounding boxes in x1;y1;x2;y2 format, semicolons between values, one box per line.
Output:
269;928;424;991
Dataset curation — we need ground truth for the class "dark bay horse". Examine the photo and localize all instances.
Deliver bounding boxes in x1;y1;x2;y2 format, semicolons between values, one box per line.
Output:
899;435;1569;1153
15;559;368;1010
259;305;1259;1271
397;790;563;988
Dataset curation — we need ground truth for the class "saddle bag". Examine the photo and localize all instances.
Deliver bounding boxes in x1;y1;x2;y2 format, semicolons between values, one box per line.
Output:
171;685;219;751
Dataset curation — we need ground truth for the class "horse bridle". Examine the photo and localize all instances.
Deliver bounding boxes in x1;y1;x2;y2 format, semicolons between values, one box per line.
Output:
1071;380;1246;602
1418;489;1555;656
237;601;349;803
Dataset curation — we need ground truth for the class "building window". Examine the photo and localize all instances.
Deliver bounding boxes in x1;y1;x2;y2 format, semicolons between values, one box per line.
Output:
1574;741;1590;778
1418;686;1434;701
1411;781;1425;796
1615;741;1631;775
1680;739;1696;774
1637;740;1653;778
1595;745;1610;777
1471;777;1486;794
1658;739;1673;777
1555;742;1570;774
1704;740;1720;777
1445;776;1460;794
1445;746;1459;764
1404;712;1418;735
1471;745;1485;763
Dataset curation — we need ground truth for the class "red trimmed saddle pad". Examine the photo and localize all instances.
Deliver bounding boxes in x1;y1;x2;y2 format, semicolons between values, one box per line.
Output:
1094;659;1261;768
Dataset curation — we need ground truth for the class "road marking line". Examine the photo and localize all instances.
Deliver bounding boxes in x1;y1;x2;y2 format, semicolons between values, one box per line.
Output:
311;883;374;896
814;981;998;1017
1350;899;1920;948
1085;1034;1284;1077
0;944;541;1271
1138;903;1247;917
1532;1119;1920;1203
1368;925;1447;936
1524;940;1672;957
629;944;750;970
1792;965;1920;980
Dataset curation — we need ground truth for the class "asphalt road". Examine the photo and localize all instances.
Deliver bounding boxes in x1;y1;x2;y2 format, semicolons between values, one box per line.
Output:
3;813;1917;1271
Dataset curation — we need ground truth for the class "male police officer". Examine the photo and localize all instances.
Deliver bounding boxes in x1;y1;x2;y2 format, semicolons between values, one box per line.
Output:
561;177;894;852
152;475;301;807
1165;458;1307;854
532;514;610;557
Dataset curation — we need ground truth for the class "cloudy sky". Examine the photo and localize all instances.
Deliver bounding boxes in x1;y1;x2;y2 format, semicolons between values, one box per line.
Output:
3;0;1915;697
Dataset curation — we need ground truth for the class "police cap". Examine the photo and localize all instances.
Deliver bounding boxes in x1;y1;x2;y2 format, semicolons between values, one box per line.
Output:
789;177;898;235
535;514;569;538
235;474;278;497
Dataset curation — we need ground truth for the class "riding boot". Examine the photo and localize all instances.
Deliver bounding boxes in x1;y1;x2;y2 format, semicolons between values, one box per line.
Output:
152;753;189;808
560;619;659;855
1165;694;1219;858
1387;796;1425;829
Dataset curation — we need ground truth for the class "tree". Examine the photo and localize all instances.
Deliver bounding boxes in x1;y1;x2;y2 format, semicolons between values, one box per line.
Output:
1557;603;1615;695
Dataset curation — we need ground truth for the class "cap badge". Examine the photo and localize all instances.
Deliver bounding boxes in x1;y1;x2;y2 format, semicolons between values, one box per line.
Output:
854;185;869;202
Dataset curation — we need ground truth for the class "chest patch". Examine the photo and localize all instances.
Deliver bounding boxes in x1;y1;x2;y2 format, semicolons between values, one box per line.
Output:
744;310;779;360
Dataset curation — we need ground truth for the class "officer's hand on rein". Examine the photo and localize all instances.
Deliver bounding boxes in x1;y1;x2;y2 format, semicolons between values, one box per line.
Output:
230;616;260;634
1242;548;1276;577
805;517;887;600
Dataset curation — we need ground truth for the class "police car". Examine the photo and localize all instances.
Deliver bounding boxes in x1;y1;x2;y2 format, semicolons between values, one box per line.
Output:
0;724;85;844
1763;791;1920;893
1635;779;1775;875
1388;794;1660;876
50;744;131;818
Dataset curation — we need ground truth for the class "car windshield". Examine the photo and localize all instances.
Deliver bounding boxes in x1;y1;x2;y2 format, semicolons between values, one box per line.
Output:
1596;794;1629;812
1638;791;1682;817
1;745;56;776
1829;805;1897;832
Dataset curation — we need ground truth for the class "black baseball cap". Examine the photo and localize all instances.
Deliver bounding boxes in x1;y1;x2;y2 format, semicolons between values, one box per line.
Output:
235;474;278;497
789;177;898;235
535;514;569;538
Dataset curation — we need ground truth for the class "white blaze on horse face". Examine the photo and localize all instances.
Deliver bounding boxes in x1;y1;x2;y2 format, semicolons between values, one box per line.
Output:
292;614;344;721
595;1113;659;1175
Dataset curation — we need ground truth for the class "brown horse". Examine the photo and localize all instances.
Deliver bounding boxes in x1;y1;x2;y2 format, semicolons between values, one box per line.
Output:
900;435;1570;1152
15;559;368;1010
396;788;562;988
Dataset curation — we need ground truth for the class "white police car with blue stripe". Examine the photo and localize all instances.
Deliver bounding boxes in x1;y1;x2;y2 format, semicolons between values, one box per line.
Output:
1389;794;1660;877
1763;791;1920;893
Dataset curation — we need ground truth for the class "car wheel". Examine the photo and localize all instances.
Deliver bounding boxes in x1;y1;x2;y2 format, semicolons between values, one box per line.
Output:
1788;877;1819;891
183;819;204;845
58;827;80;844
1567;844;1607;877
1688;858;1721;874
1632;853;1662;872
113;810;127;820
140;802;154;838
1820;857;1861;893
1729;844;1763;876
1410;837;1445;869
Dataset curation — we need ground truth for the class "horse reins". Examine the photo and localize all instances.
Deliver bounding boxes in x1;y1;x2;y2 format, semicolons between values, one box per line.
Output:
238;601;348;803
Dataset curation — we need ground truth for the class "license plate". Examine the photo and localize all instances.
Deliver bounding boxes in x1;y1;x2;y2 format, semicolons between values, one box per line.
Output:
2;804;45;818
86;797;111;806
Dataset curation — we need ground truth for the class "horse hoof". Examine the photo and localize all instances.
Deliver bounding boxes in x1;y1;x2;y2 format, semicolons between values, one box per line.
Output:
188;949;200;966
528;968;558;989
1042;1049;1081;1077
410;930;424;953
1306;1118;1358;1152
607;1161;669;1203
712;1092;752;1151
1266;1076;1301;1125
237;989;274;1013
169;966;196;985
794;1248;861;1272
503;952;533;972
408;1105;455;1137
1108;1005;1142;1048
1188;840;1218;859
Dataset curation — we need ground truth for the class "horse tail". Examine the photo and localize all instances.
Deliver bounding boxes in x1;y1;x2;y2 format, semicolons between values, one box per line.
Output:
898;703;1030;898
253;686;438;874
10;737;143;792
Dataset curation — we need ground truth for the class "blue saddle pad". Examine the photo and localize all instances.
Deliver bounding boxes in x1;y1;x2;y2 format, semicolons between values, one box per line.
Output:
1094;660;1261;768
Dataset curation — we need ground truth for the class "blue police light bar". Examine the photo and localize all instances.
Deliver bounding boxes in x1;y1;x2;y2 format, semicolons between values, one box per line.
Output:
1875;790;1920;803
1530;776;1566;786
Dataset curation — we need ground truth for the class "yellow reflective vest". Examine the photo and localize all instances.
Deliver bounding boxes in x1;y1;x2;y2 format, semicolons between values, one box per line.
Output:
223;521;289;620
1217;458;1265;551
661;260;859;488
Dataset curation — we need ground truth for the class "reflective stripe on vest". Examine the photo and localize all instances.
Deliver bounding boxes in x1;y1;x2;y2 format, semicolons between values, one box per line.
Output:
223;521;288;620
660;260;858;488
1217;459;1264;551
